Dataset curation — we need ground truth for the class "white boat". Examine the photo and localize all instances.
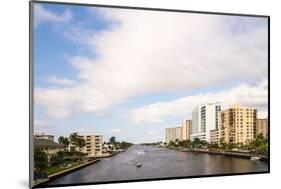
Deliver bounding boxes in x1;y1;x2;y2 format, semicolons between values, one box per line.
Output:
250;156;260;161
136;162;142;167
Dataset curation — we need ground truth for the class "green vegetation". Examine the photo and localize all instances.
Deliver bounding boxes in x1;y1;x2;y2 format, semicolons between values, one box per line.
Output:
34;133;89;180
166;134;268;156
107;136;133;150
34;149;48;180
69;132;86;149
141;141;163;146
58;136;69;149
46;160;81;175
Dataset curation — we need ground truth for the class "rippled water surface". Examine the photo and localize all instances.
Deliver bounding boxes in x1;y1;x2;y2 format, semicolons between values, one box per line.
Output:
47;145;268;186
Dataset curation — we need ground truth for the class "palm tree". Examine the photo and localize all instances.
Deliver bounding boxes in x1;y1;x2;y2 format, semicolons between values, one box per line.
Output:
109;136;117;145
58;136;69;150
69;132;86;149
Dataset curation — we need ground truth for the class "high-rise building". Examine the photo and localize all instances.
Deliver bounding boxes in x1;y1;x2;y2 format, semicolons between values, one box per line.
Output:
69;134;103;157
256;118;268;138
165;127;181;143
219;104;257;144
181;119;192;141
190;102;221;142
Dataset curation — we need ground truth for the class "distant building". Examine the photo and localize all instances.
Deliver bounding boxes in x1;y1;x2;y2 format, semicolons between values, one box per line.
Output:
102;143;115;153
181;119;192;141
190;102;221;142
256;118;268;138
165;127;181;143
34;133;54;142
69;134;103;157
34;138;63;159
219;104;257;144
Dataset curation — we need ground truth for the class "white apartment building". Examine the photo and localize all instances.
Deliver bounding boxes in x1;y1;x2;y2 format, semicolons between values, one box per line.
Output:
190;102;221;143
165;127;181;143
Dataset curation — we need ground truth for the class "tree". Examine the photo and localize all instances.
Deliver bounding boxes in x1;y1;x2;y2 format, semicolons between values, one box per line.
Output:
58;136;69;150
177;140;185;147
119;141;133;149
34;149;48;171
192;138;201;149
219;138;227;150
168;141;176;147
249;134;268;155
34;148;48;180
109;136;117;145
50;151;64;166
69;132;86;149
209;142;219;149
184;139;192;148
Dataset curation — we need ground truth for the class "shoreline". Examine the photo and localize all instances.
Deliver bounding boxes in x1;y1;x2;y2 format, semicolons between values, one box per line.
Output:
33;150;125;188
179;148;268;161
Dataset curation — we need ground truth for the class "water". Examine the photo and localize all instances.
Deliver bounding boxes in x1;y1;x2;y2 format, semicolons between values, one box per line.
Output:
46;145;268;186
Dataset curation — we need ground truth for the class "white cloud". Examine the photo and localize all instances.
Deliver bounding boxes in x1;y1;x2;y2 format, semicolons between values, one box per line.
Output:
35;8;268;118
76;128;96;135
45;76;75;86
130;80;268;124
34;120;54;133
34;4;72;27
148;131;156;135
108;128;123;133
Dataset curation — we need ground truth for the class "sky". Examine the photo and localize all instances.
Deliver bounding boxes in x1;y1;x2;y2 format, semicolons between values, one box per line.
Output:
33;3;268;143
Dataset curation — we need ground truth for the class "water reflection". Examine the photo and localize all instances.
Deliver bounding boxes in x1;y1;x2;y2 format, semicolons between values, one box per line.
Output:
47;145;268;186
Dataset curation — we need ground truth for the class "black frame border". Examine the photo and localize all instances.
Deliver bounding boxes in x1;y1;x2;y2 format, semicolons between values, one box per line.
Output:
29;0;270;188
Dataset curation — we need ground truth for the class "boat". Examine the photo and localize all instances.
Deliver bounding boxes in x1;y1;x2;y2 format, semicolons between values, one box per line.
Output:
250;156;260;161
136;162;142;167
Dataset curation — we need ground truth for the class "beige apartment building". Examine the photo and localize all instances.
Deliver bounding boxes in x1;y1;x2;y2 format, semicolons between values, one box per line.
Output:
219;104;257;144
165;127;181;143
256;118;268;138
70;134;103;157
181;119;192;141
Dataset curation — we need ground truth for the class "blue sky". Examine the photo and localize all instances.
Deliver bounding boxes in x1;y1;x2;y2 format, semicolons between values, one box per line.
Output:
33;3;268;143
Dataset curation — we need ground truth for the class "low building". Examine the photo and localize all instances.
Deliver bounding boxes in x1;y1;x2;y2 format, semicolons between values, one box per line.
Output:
34;138;63;159
256;118;268;138
165;127;181;143
181;119;192;141
102;143;115;153
69;134;103;157
210;129;219;144
34;133;54;142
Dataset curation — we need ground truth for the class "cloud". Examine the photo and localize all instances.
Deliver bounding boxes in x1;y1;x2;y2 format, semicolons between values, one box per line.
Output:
35;8;268;118
34;4;72;27
130;80;268;124
148;131;156;135
34;120;54;133
108;129;123;133
45;76;75;86
76;128;96;135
